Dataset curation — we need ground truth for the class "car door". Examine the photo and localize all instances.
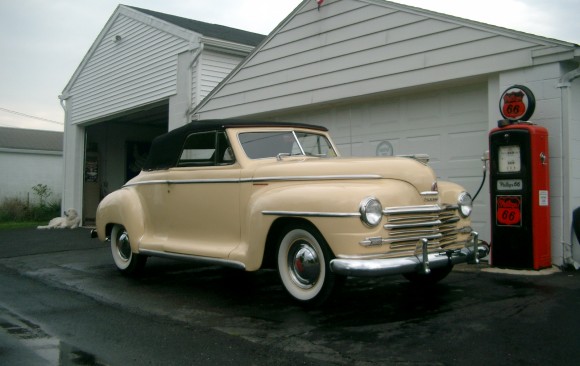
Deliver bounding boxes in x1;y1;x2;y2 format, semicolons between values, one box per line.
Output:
161;130;241;259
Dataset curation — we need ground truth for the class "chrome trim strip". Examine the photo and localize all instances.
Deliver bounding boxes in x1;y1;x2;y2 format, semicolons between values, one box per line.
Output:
124;179;171;187
124;174;382;187
252;174;382;182
384;220;442;229
359;233;443;246
420;191;439;196
388;214;439;222
442;217;460;224
443;204;459;210
139;249;246;270
124;178;243;187
383;205;442;214
388;228;439;236
262;210;360;218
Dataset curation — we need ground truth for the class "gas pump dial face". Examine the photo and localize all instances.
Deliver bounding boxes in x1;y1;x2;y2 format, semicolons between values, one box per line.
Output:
498;145;521;172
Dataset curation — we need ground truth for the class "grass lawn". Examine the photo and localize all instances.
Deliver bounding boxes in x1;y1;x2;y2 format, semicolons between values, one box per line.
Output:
0;221;45;230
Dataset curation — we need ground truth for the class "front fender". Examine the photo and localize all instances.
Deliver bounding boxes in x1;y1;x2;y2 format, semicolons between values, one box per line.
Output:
229;180;421;269
95;188;146;252
437;180;466;204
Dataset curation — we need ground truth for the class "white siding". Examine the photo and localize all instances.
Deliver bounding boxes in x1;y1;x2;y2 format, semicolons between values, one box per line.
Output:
68;13;191;124
0;151;63;205
197;50;246;102
197;0;546;119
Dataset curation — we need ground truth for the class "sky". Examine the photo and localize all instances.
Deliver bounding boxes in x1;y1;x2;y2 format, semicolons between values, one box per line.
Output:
0;0;578;131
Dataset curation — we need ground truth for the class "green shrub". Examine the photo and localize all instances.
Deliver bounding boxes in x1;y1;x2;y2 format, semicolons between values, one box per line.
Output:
0;184;61;223
0;197;29;221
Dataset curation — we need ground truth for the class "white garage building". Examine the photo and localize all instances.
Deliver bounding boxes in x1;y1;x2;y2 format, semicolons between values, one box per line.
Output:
60;5;265;223
61;1;579;267
0;127;63;205
193;0;580;267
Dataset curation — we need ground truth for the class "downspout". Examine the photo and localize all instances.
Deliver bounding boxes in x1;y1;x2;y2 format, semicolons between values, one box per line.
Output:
556;64;580;269
58;94;68;111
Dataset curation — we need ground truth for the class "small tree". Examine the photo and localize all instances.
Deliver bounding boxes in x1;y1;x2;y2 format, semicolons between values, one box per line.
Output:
31;184;52;207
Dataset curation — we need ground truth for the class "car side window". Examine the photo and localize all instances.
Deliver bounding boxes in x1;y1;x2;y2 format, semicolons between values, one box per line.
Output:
177;131;234;167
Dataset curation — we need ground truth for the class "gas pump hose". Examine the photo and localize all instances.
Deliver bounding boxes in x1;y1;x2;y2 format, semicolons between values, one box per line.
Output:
472;165;487;203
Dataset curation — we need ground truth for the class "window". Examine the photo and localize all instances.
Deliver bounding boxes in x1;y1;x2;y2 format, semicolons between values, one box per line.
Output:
238;131;336;159
294;132;335;157
177;131;234;167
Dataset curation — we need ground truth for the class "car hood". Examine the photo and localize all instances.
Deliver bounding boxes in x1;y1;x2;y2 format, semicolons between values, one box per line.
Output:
251;156;438;193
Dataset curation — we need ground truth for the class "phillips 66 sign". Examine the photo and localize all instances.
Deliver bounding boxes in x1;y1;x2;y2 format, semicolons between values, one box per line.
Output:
499;85;536;122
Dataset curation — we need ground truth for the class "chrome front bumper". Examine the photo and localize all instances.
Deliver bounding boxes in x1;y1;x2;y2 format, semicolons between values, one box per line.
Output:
330;232;489;277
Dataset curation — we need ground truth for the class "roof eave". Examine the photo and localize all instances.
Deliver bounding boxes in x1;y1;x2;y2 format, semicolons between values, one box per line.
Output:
200;37;255;55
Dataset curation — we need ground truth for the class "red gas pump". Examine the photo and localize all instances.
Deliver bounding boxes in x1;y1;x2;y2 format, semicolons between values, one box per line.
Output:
489;85;551;270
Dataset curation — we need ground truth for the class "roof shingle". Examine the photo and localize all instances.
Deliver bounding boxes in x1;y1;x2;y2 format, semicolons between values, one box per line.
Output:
128;6;266;46
0;127;63;152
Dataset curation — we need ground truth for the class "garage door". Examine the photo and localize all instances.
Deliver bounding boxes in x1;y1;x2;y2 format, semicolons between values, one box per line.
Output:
326;83;491;241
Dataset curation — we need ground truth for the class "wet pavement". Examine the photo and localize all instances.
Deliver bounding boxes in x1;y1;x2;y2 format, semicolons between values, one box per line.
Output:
1;227;580;365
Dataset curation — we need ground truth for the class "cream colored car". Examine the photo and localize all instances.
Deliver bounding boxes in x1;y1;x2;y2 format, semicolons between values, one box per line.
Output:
94;120;488;306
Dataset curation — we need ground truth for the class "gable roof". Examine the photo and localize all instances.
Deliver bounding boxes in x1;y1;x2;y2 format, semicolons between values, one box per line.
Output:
193;0;580;119
128;6;265;46
0;127;63;153
62;5;266;96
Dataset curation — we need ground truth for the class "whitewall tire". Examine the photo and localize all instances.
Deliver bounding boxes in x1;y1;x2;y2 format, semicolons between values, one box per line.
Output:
277;224;343;307
111;224;147;276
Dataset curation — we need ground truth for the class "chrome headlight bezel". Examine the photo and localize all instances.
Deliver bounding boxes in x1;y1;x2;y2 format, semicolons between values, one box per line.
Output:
359;197;383;227
457;191;473;218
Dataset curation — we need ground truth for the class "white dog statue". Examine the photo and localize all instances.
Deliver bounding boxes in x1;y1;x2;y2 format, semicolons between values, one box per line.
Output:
37;208;81;229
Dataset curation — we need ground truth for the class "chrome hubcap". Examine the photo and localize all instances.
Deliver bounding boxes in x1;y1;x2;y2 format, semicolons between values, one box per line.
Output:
117;231;131;261
288;241;320;288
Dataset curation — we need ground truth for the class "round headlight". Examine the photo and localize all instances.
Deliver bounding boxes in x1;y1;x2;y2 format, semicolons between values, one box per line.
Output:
458;192;473;218
360;197;383;227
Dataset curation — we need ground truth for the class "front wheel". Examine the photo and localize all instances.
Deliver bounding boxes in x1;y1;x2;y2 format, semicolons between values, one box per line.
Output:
277;224;343;307
111;224;147;276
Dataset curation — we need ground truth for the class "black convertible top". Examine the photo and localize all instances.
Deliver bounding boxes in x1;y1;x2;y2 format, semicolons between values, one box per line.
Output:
143;119;328;171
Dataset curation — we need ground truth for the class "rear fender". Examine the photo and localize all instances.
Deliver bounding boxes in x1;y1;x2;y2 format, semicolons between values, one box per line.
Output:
95;188;146;253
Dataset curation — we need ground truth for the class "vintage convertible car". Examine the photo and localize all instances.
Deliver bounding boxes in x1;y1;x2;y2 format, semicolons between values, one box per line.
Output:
93;120;489;306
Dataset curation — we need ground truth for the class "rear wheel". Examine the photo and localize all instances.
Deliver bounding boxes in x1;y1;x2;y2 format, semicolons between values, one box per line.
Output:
277;224;343;307
111;224;147;276
403;265;453;285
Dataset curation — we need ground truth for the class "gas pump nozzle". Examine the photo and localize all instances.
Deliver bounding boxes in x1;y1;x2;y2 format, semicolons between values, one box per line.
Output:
481;150;490;171
472;151;489;202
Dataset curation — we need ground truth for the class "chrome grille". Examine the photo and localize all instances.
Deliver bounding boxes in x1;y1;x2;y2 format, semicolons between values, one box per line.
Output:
383;205;459;254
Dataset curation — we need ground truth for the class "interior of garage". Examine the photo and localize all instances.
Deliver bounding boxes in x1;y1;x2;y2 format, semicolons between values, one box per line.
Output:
82;102;168;224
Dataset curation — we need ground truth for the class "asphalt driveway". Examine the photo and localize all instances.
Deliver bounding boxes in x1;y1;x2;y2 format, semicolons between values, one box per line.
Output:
1;227;580;365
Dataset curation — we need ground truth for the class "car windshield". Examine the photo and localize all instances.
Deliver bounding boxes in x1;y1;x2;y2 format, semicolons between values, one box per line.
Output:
238;131;337;159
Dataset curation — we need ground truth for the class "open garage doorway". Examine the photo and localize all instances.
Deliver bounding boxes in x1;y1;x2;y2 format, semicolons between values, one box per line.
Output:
82;102;169;225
